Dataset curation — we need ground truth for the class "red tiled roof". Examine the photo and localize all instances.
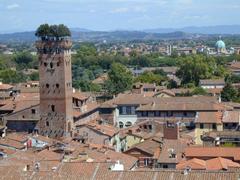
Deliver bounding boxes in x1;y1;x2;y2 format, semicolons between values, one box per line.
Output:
185;147;240;161
0;83;13;90
177;157;240;171
72;91;90;101
195;111;223;124
0;138;25;150
206;157;240;170
222;111;240;123
80;122;119;137
177;158;206;170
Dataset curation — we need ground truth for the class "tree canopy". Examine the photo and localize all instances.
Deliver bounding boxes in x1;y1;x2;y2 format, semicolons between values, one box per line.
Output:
176;55;226;86
35;24;71;39
221;83;239;102
105;63;133;95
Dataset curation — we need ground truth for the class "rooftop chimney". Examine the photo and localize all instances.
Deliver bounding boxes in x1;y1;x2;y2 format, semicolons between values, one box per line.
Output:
163;122;179;140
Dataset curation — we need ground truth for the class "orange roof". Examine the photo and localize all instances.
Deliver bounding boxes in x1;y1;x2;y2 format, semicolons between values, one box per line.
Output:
222;111;240;123
0;83;13;90
185;147;240;161
0;138;25;150
37;149;63;161
6;133;28;142
206;157;240;170
177;158;206;170
195;111;223;124
83;122;118;137
177;157;240;170
72;91;90;101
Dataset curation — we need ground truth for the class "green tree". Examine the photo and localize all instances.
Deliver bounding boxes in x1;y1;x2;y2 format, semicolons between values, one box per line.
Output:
35;24;50;39
221;83;238;102
105;63;133;95
13;51;35;69
77;43;97;59
0;69;27;83
191;87;207;95
29;72;39;81
135;71;165;85
35;24;71;40
176;55;213;86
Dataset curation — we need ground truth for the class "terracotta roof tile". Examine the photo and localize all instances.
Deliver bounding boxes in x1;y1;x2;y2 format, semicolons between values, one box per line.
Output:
0;83;13;90
185;147;240;161
206;157;240;170
195;111;223;124
177;158;206;170
222;111;240;123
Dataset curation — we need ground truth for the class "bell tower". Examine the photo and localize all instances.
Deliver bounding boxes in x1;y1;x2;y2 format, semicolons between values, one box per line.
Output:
35;24;73;138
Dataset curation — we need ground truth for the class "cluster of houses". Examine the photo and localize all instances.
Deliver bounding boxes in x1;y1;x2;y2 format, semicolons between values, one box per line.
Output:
96;38;240;57
0;73;240;178
1;33;240;178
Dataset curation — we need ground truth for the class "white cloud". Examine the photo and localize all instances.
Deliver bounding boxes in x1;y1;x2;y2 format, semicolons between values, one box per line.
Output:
6;3;20;10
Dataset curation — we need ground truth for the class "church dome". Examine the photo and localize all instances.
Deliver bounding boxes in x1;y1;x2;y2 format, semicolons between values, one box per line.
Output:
215;40;226;49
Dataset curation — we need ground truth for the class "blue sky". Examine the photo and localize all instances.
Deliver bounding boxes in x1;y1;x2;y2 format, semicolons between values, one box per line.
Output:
0;0;239;33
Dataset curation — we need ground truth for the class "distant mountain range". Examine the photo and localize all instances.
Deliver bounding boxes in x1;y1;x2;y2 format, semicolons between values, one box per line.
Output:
0;30;195;43
144;25;240;34
0;25;239;43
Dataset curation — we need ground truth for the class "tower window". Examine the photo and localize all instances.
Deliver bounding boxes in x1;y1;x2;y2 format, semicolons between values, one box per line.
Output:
31;109;36;114
56;84;59;88
51;105;55;112
46;84;49;88
46;121;49;126
57;61;60;66
50;62;53;69
44;62;47;67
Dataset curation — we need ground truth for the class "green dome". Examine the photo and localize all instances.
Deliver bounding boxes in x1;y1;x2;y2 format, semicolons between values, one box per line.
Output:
216;40;226;49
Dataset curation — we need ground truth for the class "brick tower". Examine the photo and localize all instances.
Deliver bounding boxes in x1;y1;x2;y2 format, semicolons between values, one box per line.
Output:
36;36;73;138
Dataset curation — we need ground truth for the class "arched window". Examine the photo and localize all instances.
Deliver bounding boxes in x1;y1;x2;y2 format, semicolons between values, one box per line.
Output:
119;121;124;129
125;121;132;127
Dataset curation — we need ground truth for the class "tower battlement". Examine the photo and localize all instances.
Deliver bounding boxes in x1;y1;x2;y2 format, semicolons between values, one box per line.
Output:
36;39;72;51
